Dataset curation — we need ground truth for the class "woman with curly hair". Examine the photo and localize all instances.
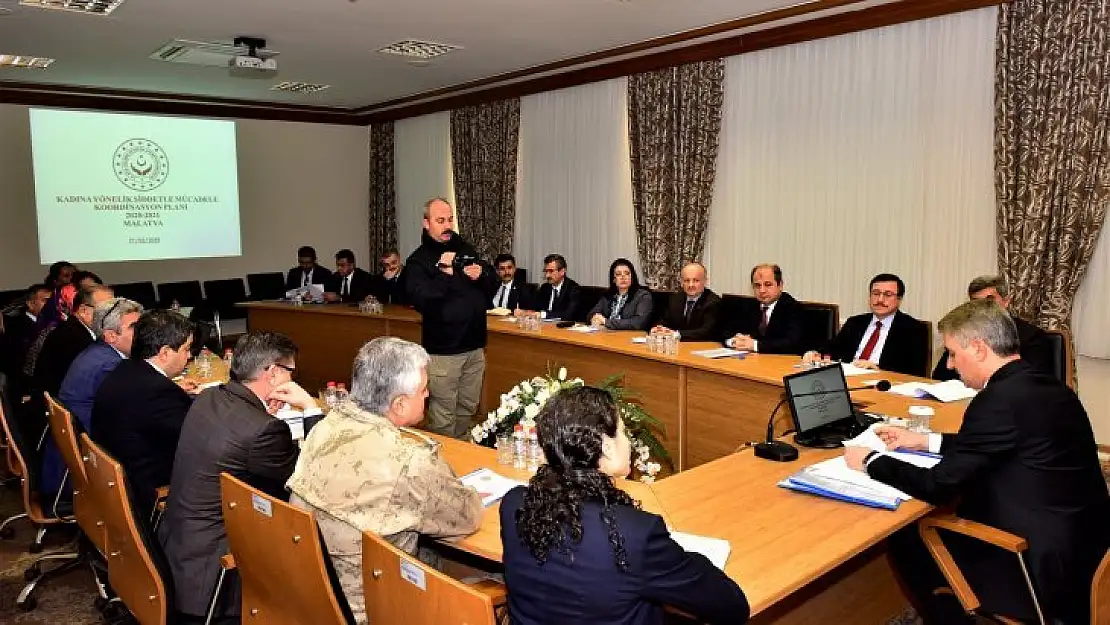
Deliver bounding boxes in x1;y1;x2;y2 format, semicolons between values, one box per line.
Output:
500;386;748;625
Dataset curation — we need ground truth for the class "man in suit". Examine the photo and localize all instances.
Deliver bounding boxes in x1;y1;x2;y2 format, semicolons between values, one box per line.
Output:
804;273;928;376
324;249;373;303
0;284;50;379
721;264;805;354
523;254;580;321
92;310;195;518
160;331;317;623
932;275;1052;381
489;253;531;311
369;248;407;305
41;297;144;501
846;299;1110;624
34;285;114;399
285;245;333;291
653;262;721;341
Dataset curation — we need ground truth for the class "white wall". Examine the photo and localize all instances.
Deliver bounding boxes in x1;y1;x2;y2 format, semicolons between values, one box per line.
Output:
0;104;371;290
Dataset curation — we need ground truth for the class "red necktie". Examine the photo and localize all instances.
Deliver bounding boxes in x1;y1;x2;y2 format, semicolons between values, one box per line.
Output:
859;320;883;361
758;305;769;335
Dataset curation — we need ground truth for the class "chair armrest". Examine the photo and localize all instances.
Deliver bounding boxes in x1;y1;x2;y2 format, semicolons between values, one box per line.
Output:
919;512;1027;553
220;554;237;571
155;486;170;501
466;579;506;607
917;513;1029;614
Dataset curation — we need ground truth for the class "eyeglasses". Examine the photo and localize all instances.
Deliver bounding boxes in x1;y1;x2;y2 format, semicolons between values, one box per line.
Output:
870;290;899;299
271;363;296;374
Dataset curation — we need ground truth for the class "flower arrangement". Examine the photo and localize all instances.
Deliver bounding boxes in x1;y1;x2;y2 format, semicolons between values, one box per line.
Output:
471;367;672;482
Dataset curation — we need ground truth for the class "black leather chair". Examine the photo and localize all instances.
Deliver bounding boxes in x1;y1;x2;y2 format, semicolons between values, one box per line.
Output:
650;290;674;328
111;282;157;311
0;288;27;310
797;301;839;354
1043;328;1074;390
157;281;204;310
203;278;248;321
574;286;607;323
246;272;287;301
514;268;528;284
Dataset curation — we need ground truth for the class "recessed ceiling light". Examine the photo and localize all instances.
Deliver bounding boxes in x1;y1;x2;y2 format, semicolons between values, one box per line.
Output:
377;39;461;60
19;0;125;15
0;54;55;68
270;81;331;94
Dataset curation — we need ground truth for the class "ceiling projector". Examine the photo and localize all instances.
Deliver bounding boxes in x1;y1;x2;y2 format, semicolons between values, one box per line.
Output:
229;36;277;78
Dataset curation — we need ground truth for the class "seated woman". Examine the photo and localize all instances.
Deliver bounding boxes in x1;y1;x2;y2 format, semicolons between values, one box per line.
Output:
501;387;749;625
287;337;483;624
587;258;653;330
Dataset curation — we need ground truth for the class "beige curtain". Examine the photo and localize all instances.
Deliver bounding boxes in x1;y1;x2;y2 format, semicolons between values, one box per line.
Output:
628;59;724;290
368;122;398;262
995;0;1110;334
450;99;520;262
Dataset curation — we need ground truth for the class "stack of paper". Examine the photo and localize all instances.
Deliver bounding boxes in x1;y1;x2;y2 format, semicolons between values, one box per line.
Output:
566;324;600;333
887;380;976;402
670;531;731;570
779;451;943;510
460;468;527;507
839;362;876;377
691;348;746;359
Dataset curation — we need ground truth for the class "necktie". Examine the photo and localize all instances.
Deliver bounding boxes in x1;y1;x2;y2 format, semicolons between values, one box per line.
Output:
549;287;558;311
684;299;696;320
758;304;769;335
303;270;310;287
341;276;350;297
859;320;883;361
496;284;508;308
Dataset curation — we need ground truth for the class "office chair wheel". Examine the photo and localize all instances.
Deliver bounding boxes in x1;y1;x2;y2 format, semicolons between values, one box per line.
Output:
17;596;36;612
28;541;43;554
0;526;14;539
23;563;40;581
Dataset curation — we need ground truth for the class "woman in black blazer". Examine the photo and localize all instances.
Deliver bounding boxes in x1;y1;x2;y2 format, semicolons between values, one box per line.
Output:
587;258;653;331
500;387;749;625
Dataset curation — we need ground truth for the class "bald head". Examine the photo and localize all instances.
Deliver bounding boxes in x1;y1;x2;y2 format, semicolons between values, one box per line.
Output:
422;198;455;243
680;262;708;298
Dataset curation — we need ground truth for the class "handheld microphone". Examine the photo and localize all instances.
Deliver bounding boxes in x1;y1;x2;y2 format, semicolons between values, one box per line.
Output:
752;379;890;462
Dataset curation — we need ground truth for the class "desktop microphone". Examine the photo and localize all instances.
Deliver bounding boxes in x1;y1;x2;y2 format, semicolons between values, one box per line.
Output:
752;379;891;462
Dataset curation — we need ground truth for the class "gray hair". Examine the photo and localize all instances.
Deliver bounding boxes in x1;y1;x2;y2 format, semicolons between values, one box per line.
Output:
92;297;143;339
230;331;298;382
937;299;1020;357
967;275;1010;299
350;337;429;415
422;197;452;219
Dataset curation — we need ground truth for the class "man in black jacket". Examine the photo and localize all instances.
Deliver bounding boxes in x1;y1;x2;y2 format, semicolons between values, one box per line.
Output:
369;248;407;305
845;299;1109;624
285;245;333;291
488;253;532;311
34;285;113;398
525;254;580;321
721;264;805;354
405;198;495;438
324;249;373;303
160;331;317;623
932;275;1053;381
92;310;195;518
0;284;50;380
654;262;721;341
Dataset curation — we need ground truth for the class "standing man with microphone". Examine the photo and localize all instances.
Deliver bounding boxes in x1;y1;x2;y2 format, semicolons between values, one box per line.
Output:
405;197;495;438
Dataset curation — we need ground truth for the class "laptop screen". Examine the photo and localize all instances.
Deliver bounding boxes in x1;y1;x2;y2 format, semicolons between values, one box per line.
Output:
784;364;855;434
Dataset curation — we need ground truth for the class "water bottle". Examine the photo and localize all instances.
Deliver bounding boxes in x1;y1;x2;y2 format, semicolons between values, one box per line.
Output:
197;347;212;379
324;381;337;409
526;426;541;472
512;424;526;469
223;348;233;369
335;383;349;405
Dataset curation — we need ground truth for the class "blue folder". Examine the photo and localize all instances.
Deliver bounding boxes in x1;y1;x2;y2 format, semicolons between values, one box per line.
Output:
778;471;902;510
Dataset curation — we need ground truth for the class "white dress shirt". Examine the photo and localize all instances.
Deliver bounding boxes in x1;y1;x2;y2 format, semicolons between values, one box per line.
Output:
541;282;563;319
726;299;778;352
493;282;512;308
854;314;894;361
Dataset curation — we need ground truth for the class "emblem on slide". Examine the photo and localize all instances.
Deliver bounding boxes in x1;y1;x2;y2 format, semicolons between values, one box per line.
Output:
112;138;169;191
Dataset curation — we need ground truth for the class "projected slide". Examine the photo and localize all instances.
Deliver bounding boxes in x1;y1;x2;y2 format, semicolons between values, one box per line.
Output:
30;108;242;264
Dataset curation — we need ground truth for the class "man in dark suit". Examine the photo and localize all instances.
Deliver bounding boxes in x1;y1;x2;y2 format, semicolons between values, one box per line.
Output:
324;248;373;303
653;262;721;341
721;264;805;354
846;299;1109;624
804;273;928;376
0;284;50;380
368;248;407;305
160;331;315;623
524;254;580;320
42;297;144;500
285;245;333;291
92;310;195;518
34;285;114;398
932;275;1052;381
488;253;532;311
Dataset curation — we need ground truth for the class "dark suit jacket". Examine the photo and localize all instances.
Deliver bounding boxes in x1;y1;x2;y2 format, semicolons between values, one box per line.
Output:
500;486;749;625
41;342;124;496
488;279;532;311
868;361;1110;624
34;315;95;398
657;289;721;342
159;382;299;617
587;288;654;331
0;311;35;379
369;268;407;305
325;267;373;303
91;358;192;516
819;310;928;376
932;315;1052;381
720;292;805;354
533;278;580;320
285;265;333;291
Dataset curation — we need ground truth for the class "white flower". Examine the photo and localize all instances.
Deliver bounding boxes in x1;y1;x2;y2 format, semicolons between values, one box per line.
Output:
470;425;483;442
639;475;655;484
647;462;661;475
558;367;567;381
524;404;540;420
521;381;533;394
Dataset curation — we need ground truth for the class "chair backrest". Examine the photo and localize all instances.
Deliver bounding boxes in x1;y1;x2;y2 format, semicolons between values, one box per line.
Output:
0;371;45;521
111;282;158;311
246;272;287;301
80;432;171;625
650;290;673;328
797;301;839;354
45;393;105;554
574;286;607;323
220;472;350;625
1043;328;1075;391
1093;547;1110;625
157;280;204;309
916;319;934;379
202;278;248;320
0;288;26;310
362;530;497;625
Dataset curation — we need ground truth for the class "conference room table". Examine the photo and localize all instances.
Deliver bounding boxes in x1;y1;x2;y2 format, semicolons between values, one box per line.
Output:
242;300;971;623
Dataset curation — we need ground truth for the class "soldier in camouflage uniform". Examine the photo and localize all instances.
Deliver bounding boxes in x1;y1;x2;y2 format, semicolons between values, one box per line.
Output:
287;337;482;623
